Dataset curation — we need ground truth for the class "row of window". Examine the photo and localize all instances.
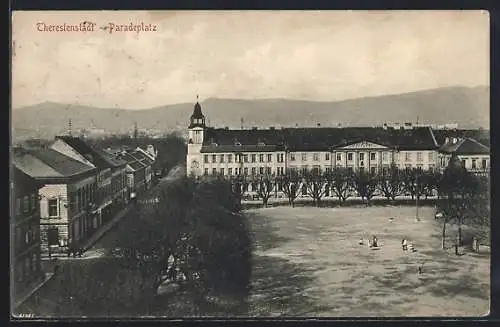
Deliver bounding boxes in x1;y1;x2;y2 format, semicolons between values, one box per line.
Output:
204;167;274;176
464;158;488;170
203;151;435;164
14;193;37;217
203;163;437;177
204;153;285;164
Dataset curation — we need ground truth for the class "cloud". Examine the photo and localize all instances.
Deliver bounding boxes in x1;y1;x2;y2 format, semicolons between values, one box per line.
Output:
11;10;489;109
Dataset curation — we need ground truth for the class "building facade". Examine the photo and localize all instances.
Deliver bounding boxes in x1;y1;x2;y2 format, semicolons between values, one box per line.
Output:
438;137;490;175
12;147;98;254
51;136;128;226
186;101;444;178
11;166;43;301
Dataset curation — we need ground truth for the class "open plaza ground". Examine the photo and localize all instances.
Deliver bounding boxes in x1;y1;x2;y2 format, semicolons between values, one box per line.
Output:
246;205;490;317
18;204;490;318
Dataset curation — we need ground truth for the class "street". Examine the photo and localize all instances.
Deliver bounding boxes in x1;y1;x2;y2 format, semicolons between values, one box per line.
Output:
16;166;186;316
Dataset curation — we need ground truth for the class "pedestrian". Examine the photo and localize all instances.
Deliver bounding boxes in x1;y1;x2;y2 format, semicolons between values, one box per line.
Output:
359;238;364;245
372;236;378;248
455;242;459;256
418;266;423;274
403;239;408;251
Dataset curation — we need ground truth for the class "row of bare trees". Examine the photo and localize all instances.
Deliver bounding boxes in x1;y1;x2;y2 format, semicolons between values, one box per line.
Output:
437;159;490;249
221;165;442;207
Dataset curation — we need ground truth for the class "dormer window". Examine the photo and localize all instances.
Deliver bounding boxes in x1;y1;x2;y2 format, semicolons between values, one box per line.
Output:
258;141;266;146
235;141;242;146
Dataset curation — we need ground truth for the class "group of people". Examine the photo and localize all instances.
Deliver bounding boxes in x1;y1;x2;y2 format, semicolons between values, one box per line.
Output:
402;239;416;252
359;236;379;248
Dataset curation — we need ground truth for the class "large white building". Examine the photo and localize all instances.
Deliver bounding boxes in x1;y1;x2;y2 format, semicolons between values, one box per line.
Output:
186;101;489;178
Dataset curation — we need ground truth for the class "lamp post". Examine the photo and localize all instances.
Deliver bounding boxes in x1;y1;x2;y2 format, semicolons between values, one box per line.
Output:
415;170;420;222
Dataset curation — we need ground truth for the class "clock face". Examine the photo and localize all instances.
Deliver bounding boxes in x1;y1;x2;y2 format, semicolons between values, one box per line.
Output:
191;160;199;169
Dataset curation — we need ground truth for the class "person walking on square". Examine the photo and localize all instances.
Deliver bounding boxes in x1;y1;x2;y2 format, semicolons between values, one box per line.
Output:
402;239;408;251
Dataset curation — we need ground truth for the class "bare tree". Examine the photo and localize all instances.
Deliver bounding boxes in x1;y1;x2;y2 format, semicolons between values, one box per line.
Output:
402;168;425;201
330;168;352;204
279;171;301;207
376;164;404;201
254;175;275;206
352;170;377;206
305;171;327;207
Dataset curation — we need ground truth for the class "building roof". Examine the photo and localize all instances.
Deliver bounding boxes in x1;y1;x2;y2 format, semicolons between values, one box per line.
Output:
128;161;145;171
129;150;154;165
135;147;156;161
432;129;490;146
200;126;439;153
189;102;206;128
12;165;43;191
12;147;96;181
191;102;204;119
440;138;490;155
55;136;123;169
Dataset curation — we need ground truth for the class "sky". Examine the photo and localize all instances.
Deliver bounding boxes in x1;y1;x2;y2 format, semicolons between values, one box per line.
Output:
12;10;489;109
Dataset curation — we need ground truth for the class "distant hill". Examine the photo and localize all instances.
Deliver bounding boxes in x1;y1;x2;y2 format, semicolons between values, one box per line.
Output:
11;86;489;141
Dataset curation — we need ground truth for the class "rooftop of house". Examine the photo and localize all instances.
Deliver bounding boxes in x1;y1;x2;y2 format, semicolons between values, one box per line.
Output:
440;137;490;155
12;147;96;180
12;165;43;191
200;126;439;153
432;129;490;147
55;136;124;168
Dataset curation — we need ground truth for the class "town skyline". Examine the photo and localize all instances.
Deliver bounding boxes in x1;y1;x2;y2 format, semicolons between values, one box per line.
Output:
12;10;489;109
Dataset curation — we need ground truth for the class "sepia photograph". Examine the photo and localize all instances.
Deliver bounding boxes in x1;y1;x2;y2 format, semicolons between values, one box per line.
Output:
10;10;490;318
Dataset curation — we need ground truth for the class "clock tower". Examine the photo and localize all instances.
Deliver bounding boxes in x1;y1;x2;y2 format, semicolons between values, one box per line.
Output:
186;97;206;176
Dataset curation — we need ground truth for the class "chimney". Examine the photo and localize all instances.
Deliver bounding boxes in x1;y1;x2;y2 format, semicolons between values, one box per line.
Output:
452;137;458;144
270;126;275;130
224;126;229;130
252;127;258;130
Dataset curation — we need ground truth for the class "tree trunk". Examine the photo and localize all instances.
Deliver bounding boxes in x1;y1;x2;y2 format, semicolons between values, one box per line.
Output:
442;221;447;250
458;223;463;246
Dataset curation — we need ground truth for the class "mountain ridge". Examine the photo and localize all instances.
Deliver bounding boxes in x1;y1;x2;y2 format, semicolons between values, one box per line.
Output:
12;86;489;141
